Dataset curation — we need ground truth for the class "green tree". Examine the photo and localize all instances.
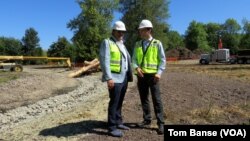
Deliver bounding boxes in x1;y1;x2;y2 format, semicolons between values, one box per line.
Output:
205;22;222;49
21;28;40;56
47;37;76;61
0;38;6;55
48;37;67;57
166;30;184;50
223;18;241;34
0;44;3;55
0;37;22;55
239;19;250;49
68;0;118;61
222;18;241;54
240;34;250;49
34;47;43;56
63;44;77;63
119;0;170;53
242;18;250;34
185;21;210;52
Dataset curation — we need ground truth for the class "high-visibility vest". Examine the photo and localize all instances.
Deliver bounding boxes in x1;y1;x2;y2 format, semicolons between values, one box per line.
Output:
108;39;122;73
135;39;160;73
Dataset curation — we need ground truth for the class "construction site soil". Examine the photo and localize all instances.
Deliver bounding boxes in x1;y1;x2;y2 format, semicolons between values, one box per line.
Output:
0;61;249;141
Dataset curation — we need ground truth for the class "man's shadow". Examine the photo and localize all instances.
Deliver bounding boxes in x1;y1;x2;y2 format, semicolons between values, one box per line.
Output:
39;120;107;137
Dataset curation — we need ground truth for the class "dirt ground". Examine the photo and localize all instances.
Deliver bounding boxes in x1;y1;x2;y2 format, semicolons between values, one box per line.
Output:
0;66;79;112
0;61;249;141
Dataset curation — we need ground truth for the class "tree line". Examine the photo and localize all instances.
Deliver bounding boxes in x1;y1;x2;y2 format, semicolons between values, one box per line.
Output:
0;28;42;57
1;0;250;64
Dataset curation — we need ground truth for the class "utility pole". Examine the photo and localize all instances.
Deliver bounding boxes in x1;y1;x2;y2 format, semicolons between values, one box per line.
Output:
216;30;226;49
218;34;223;49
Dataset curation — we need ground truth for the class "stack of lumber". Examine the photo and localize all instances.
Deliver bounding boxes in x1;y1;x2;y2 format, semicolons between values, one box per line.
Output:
68;58;100;78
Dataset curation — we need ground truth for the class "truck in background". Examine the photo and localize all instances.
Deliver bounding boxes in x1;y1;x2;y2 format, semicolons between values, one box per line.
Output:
236;49;250;64
199;49;250;65
199;49;230;64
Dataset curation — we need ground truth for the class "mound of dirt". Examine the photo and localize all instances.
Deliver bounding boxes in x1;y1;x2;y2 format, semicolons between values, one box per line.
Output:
166;47;207;59
166;47;194;59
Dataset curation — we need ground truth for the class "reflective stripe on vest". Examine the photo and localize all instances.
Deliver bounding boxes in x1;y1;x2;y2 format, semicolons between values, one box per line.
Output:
108;39;122;73
135;39;159;73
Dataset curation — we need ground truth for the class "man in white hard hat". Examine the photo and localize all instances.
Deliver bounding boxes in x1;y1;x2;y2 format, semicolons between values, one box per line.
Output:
132;19;166;135
99;21;133;137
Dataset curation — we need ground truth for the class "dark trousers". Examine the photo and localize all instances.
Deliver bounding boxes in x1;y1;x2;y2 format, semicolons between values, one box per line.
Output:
108;76;128;131
137;74;164;126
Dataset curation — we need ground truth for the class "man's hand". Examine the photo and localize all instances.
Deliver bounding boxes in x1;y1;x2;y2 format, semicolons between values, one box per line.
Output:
154;74;161;82
107;79;114;89
136;67;144;77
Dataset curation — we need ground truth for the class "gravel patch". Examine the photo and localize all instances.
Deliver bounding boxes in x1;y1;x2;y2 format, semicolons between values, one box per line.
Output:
0;73;107;132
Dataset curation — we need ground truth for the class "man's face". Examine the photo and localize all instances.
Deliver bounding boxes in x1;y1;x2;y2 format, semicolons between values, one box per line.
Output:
138;28;150;39
113;30;125;41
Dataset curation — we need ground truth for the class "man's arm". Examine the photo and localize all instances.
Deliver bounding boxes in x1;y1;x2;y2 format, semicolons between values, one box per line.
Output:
132;46;139;70
132;44;144;77
157;41;166;76
99;39;112;81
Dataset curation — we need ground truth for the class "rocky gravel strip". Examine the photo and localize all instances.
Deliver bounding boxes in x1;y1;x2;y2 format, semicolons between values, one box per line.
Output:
0;73;107;132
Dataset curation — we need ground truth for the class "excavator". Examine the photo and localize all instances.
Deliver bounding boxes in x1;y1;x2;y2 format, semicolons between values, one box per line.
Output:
0;56;71;72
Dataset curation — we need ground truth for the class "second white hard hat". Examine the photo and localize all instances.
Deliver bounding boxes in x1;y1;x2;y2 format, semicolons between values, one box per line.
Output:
138;19;153;29
112;21;126;31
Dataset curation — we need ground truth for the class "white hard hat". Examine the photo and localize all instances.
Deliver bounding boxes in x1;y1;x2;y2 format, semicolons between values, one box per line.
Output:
112;21;126;31
138;19;153;29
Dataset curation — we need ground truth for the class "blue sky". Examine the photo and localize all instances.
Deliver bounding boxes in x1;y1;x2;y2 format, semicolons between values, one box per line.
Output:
0;0;81;50
168;0;250;34
0;0;250;50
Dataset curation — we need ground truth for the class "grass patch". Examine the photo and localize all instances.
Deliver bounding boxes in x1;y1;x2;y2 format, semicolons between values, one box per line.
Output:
0;71;21;84
190;106;223;122
168;63;250;83
208;66;250;71
237;74;246;78
187;103;250;124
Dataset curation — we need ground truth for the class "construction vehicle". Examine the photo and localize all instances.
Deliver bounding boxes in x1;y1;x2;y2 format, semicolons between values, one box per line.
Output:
0;56;71;72
235;49;250;64
199;49;231;64
199;49;250;65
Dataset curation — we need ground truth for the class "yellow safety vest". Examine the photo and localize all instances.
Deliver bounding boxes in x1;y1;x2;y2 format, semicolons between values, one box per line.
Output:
134;39;160;73
108;39;122;73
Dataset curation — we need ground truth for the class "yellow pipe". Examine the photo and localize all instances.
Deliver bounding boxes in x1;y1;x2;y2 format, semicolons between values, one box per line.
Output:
0;56;71;67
